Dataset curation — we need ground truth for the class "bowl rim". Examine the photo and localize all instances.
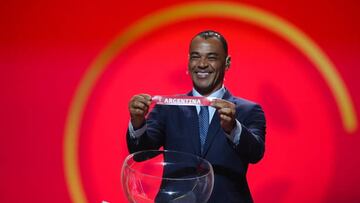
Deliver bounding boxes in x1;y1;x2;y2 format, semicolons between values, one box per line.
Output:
122;149;214;181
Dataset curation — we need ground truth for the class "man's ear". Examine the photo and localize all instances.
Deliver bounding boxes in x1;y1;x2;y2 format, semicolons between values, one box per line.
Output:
225;55;231;69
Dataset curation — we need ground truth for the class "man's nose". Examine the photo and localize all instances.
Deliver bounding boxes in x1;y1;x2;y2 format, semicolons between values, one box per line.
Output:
198;58;208;68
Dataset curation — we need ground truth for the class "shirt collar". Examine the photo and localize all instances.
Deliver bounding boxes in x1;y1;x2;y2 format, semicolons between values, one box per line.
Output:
192;85;226;99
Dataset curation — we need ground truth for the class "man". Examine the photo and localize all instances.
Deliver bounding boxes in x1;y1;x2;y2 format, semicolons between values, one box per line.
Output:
127;30;266;202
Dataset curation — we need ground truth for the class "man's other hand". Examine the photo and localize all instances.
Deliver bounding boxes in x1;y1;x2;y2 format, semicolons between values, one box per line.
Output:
211;99;236;134
129;94;152;129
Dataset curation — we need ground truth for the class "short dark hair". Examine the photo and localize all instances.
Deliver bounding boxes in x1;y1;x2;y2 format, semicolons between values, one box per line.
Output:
193;30;228;55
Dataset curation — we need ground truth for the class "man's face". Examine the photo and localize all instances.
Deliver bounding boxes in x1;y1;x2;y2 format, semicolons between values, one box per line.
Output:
188;36;227;96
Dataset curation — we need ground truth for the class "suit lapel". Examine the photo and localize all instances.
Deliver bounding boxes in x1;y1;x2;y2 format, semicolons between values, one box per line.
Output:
202;89;234;156
222;89;233;101
184;90;235;156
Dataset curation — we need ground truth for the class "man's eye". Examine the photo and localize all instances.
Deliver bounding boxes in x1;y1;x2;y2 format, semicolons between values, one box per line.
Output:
190;55;200;59
208;57;217;60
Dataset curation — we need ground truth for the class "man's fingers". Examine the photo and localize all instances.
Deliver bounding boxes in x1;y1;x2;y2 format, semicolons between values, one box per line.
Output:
130;94;152;109
131;105;148;114
212;99;236;133
210;99;224;109
138;94;152;105
128;94;151;129
218;107;235;116
132;94;151;105
211;98;235;109
220;114;232;122
132;100;146;109
129;93;152;118
132;108;146;115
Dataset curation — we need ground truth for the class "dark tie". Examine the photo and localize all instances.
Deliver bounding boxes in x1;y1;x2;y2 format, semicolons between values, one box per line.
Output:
199;106;209;153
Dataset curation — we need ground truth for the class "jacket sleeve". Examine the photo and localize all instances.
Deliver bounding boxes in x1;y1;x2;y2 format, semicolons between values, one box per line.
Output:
126;104;166;154
235;104;266;163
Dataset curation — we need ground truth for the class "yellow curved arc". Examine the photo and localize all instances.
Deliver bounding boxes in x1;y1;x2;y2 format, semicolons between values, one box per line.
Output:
64;2;358;203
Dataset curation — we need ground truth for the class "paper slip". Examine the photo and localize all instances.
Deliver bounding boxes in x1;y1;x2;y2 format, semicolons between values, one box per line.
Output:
152;95;215;106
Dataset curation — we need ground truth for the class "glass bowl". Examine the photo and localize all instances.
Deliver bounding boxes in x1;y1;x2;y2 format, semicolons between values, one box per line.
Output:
121;150;214;203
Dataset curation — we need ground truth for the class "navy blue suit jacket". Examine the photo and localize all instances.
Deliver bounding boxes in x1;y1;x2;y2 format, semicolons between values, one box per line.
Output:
127;90;266;202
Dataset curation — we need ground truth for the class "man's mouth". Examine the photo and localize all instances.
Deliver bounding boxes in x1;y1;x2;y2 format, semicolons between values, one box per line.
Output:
195;71;212;79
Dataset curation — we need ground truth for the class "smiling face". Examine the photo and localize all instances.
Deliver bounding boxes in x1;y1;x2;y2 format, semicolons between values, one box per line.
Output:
188;36;228;96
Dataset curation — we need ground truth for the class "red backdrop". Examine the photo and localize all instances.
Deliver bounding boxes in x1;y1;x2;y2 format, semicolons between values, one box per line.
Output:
1;0;360;202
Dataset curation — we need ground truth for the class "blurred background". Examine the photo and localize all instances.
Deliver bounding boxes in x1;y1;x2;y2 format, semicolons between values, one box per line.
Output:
1;0;359;202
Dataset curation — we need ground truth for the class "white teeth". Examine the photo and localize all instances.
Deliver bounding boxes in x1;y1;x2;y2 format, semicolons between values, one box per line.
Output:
196;72;209;78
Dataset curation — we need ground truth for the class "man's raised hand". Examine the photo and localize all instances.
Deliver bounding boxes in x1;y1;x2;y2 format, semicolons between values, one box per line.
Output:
129;94;152;129
211;99;236;134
